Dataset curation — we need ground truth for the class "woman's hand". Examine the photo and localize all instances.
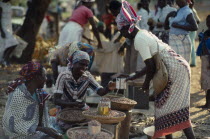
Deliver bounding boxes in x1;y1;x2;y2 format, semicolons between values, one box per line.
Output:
37;127;62;139
108;81;116;90
142;82;150;92
76;101;85;108
97;42;103;49
156;22;163;28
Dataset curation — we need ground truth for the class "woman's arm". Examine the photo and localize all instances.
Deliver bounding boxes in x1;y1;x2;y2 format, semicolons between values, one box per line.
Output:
89;17;102;48
51;61;59;83
164;11;177;30
97;81;116;96
172;13;198;31
0;7;6;38
142;58;156;91
126;67;147;81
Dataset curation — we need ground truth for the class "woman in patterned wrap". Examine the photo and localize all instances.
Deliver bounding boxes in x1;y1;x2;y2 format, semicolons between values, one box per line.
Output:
116;1;195;139
2;61;62;139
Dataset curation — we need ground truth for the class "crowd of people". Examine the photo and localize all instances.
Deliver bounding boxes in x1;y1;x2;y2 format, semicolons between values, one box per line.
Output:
1;0;210;138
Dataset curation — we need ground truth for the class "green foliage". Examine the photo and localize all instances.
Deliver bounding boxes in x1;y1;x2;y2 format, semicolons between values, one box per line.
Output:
10;0;27;6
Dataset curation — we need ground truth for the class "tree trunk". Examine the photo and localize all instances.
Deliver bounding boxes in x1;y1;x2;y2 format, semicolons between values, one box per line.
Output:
15;0;51;63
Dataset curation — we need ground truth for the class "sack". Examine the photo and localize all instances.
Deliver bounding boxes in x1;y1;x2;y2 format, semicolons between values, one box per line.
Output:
152;43;168;95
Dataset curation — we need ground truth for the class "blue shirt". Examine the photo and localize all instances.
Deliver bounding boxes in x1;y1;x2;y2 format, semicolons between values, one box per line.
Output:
169;5;193;35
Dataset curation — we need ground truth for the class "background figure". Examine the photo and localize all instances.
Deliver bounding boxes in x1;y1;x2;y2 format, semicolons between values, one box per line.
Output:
109;0;138;74
0;0;18;66
136;0;150;71
149;0;176;44
189;0;200;67
196;15;210;108
58;0;102;48
165;0;198;63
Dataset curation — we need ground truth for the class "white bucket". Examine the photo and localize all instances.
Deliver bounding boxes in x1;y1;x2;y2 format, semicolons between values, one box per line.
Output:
143;126;182;139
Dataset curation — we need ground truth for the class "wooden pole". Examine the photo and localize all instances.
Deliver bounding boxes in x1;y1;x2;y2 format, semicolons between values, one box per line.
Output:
119;110;132;139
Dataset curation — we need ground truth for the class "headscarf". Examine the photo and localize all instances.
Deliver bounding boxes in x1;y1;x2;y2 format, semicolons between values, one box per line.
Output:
68;50;90;69
68;41;94;69
115;0;141;33
7;61;43;94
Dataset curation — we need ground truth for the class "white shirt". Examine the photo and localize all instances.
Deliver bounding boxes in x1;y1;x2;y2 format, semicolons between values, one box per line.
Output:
152;5;177;32
137;8;150;30
134;30;169;61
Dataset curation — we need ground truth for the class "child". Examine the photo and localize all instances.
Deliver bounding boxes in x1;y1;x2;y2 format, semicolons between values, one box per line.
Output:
196;15;210;108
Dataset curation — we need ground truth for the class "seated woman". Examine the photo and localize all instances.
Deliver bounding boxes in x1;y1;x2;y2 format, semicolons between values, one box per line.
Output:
50;41;94;82
2;61;62;139
53;50;116;130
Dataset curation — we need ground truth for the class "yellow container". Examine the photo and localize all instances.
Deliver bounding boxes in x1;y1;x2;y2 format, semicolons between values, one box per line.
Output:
98;106;110;115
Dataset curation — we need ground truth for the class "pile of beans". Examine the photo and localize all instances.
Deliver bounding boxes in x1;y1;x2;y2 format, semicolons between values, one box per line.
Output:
84;110;125;118
111;97;136;104
59;110;86;122
68;129;112;139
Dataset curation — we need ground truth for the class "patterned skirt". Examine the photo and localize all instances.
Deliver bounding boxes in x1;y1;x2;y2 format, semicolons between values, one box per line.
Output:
153;48;191;138
169;34;192;63
201;55;210;90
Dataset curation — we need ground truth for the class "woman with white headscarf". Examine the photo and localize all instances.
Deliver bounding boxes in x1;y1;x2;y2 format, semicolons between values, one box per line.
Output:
115;1;195;138
53;50;116;131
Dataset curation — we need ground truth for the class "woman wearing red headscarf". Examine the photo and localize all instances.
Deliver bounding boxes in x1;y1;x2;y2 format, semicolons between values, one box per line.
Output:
2;62;62;138
116;1;195;138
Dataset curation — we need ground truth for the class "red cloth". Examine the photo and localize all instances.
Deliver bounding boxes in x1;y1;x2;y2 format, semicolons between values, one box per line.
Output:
102;13;115;29
69;5;93;26
6;61;42;94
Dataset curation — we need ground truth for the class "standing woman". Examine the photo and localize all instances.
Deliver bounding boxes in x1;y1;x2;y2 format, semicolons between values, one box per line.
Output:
189;0;200;66
149;0;176;44
165;0;198;63
116;1;195;139
58;0;102;48
0;0;18;66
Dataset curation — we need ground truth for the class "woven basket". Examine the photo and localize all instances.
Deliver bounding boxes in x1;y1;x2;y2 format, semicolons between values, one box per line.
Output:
111;101;137;111
82;110;126;124
105;94;137;111
57;109;87;124
66;127;114;139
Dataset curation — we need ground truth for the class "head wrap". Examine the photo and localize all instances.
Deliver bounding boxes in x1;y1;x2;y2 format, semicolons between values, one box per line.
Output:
68;42;94;69
7;61;43;94
68;50;90;69
115;0;141;33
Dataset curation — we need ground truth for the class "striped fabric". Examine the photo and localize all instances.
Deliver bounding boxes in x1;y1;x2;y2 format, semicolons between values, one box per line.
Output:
169;34;192;63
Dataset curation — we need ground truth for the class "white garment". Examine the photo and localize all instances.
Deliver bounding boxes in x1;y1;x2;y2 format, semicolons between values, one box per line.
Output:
92;32;124;73
134;30;168;61
0;2;18;61
58;21;83;46
136;8;150;30
152;5;176;32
